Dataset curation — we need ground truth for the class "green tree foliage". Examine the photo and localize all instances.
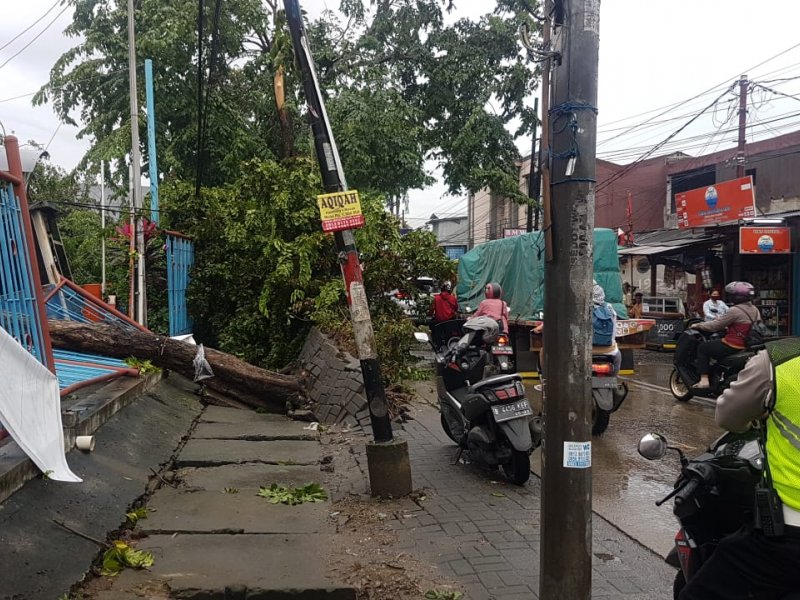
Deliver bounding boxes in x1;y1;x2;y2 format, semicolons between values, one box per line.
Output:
160;157;453;378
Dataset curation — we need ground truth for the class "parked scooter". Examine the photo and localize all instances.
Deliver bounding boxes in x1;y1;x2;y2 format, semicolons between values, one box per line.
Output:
590;354;628;435
415;319;541;485
638;431;800;599
669;321;753;402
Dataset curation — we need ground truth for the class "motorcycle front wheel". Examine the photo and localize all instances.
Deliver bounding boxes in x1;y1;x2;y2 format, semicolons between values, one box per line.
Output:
501;450;530;486
669;368;693;402
440;413;458;443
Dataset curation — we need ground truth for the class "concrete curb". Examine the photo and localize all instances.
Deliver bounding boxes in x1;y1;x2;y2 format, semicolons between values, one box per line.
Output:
0;371;163;504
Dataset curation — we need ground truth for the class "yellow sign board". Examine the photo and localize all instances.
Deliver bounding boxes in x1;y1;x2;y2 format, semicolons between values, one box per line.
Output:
316;190;365;232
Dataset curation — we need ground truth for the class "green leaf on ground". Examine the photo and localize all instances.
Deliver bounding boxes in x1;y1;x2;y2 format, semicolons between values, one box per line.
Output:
125;507;152;525
223;487;239;494
491;492;506;498
257;483;328;505
100;541;155;576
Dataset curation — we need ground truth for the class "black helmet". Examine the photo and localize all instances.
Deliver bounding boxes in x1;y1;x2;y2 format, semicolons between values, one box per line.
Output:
724;281;755;304
485;282;503;299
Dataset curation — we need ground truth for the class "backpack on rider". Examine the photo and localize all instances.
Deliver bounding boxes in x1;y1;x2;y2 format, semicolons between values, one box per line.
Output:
592;302;615;346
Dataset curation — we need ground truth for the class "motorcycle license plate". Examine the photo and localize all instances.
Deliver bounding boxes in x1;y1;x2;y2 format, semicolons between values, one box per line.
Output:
492;399;533;422
491;345;514;355
592;377;617;389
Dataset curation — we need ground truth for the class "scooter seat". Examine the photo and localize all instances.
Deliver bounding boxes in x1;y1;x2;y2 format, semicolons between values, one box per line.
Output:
469;373;520;393
717;352;751;369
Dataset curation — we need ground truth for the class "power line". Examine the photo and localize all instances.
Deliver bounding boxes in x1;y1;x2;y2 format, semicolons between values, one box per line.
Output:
0;0;61;53
597;84;736;193
0;4;70;71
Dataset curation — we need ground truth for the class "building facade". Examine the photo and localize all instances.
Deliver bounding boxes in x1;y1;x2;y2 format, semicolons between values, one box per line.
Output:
427;213;469;260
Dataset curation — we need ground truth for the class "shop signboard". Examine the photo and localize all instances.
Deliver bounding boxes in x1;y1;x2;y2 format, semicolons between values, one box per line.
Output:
676;176;756;229
316;190;365;232
504;228;526;238
739;226;791;254
645;318;684;350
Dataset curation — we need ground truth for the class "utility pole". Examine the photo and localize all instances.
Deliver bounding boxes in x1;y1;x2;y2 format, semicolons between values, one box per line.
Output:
284;0;412;498
127;0;146;326
540;9;554;259
540;0;600;598
736;74;748;178
145;59;160;225
527;98;539;232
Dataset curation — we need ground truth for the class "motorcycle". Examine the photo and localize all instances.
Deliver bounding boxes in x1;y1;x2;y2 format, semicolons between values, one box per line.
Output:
669;321;753;402
638;430;800;599
430;317;514;375
415;319;541;485
590;354;628;435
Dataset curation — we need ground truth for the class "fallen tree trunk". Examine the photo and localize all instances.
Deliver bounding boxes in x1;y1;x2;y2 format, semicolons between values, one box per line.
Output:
48;320;304;411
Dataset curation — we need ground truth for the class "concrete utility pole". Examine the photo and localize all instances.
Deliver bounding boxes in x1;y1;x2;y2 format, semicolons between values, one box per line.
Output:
540;0;600;598
736;74;748;178
284;0;411;498
127;0;147;326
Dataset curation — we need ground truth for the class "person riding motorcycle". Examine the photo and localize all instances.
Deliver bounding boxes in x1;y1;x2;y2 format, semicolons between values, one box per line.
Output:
471;282;509;333
690;282;760;390
429;280;459;325
591;280;621;374
677;337;800;599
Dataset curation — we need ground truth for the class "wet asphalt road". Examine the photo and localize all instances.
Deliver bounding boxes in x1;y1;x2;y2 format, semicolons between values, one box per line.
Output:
529;349;721;557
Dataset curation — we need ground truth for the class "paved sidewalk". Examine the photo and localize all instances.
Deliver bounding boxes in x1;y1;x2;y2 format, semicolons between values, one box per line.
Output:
362;400;676;600
94;405;356;599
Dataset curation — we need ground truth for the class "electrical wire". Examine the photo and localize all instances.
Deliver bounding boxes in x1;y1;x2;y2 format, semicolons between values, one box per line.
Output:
597;84;736;193
0;4;70;71
0;0;61;53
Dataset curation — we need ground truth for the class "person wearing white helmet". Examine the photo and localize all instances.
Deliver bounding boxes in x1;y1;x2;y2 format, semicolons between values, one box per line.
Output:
690;281;761;389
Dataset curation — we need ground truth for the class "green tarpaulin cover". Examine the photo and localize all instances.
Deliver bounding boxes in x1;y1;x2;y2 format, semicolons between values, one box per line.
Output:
456;228;628;321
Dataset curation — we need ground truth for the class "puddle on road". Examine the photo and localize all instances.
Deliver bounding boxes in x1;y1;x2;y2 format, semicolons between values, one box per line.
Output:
529;356;721;557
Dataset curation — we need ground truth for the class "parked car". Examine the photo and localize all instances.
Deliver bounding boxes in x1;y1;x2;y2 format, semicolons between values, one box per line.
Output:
388;277;438;323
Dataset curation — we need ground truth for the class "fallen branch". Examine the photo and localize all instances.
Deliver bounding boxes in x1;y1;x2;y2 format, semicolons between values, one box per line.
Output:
48;320;304;411
52;518;108;548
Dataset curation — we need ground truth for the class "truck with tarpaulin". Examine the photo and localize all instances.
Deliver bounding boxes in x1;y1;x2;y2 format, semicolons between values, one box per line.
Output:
455;228;654;376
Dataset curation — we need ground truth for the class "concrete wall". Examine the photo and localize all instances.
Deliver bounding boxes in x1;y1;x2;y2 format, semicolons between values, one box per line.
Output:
297;328;371;430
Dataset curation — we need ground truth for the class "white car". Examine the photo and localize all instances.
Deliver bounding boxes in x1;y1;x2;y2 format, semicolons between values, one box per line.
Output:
388;277;438;322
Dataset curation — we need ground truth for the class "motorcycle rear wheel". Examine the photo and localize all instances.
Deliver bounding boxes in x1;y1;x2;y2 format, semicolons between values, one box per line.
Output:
592;403;610;436
673;570;686;600
670;368;693;402
501;450;530;486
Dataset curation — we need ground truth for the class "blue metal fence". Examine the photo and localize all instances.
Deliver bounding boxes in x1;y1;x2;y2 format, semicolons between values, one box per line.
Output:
0;182;48;365
166;234;194;336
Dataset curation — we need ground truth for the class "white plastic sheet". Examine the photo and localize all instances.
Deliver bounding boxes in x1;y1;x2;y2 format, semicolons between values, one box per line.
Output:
0;327;81;482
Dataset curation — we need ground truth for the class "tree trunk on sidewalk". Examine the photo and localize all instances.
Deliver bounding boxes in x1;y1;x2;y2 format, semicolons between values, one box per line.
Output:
48;321;304;411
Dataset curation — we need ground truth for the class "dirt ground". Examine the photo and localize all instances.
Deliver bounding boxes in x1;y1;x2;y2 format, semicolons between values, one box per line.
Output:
321;425;463;600
327;494;463;600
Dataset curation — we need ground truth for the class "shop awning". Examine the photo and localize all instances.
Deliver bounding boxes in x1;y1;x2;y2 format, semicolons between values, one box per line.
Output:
618;235;725;257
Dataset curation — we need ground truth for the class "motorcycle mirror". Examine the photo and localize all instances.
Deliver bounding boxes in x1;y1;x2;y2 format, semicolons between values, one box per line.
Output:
414;332;430;344
638;433;669;460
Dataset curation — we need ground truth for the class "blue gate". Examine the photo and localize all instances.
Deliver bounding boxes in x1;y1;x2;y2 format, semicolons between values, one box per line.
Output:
166;233;194;336
0;181;51;366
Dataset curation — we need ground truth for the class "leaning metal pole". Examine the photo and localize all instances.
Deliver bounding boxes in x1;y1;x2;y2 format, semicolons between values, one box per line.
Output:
284;0;411;498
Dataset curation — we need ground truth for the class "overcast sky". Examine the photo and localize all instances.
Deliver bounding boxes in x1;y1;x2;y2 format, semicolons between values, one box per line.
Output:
3;1;800;226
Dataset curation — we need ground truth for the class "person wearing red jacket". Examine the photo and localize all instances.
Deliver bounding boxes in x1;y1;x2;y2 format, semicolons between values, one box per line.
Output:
430;281;459;324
